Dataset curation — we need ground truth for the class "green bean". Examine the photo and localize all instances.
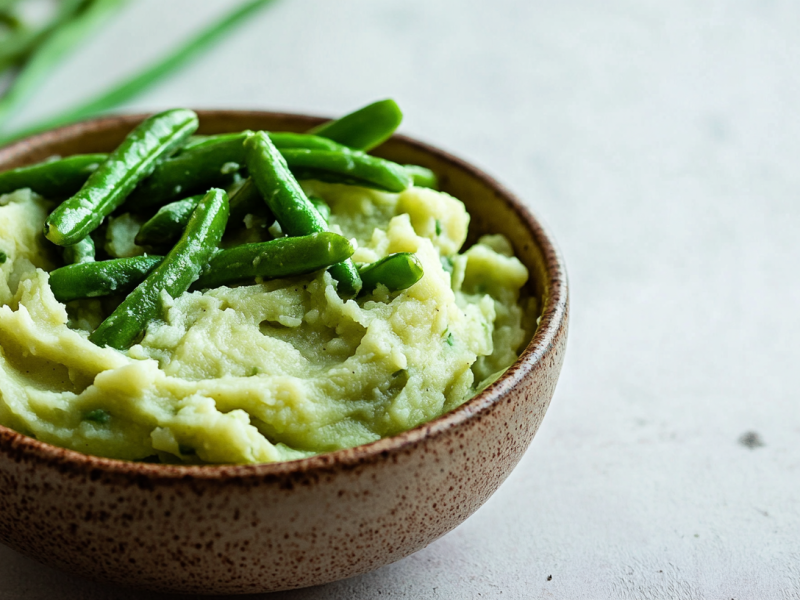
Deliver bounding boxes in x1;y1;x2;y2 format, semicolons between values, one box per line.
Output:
179;135;211;152
50;233;353;300
135;174;299;246
179;131;346;155
62;235;95;265
127;132;351;209
244;131;362;297
231;188;326;227
49;255;162;303
126;133;247;209
358;253;424;295
271;132;350;152
0;0;125;129
282;149;411;193
194;232;354;289
309;99;403;151
44;109;198;246
135;178;274;246
134;194;203;246
0;153;107;197
404;165;438;189
89;188;229;349
0;0;279;145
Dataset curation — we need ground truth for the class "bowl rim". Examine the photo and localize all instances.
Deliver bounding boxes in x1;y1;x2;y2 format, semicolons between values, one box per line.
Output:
0;110;569;481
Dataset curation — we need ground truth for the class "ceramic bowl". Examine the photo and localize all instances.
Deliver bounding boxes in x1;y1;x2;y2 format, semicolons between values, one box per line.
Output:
0;111;568;594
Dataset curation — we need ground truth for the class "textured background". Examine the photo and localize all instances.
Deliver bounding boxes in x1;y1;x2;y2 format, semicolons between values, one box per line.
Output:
3;0;800;598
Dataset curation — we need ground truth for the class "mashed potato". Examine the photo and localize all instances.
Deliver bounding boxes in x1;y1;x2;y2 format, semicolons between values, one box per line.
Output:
0;182;532;464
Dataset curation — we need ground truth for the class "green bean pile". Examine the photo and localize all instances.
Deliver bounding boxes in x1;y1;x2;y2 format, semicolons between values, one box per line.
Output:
2;100;436;350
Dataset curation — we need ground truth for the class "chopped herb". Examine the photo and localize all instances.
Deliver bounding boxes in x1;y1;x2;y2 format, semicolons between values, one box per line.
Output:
0;250;6;264
435;219;442;236
445;332;455;346
440;255;454;273
84;409;110;424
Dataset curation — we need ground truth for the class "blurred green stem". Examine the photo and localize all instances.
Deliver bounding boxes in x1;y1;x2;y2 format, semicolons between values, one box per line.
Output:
0;0;88;73
0;0;126;130
0;0;278;146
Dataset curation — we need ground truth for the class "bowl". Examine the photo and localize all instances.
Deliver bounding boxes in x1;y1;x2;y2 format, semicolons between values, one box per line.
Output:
0;111;569;594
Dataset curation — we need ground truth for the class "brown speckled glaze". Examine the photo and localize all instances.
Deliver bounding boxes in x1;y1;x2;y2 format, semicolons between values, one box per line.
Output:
0;111;569;594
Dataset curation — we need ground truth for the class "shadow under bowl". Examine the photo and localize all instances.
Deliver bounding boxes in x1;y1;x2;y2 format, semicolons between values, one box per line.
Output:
0;111;569;594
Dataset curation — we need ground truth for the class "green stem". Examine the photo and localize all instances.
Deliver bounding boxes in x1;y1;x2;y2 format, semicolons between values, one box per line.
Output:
0;0;125;130
0;0;278;146
0;0;86;73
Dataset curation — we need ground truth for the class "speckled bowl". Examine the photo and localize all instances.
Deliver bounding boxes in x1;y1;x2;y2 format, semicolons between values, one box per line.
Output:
0;111;568;594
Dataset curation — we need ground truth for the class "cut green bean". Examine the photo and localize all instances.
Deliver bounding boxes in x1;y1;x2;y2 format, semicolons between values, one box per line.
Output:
126;132;248;209
244;131;362;297
44;109;198;246
62;235;95;265
50;233;353;301
282;149;412;193
134;194;203;246
178;131;347;155
0;0;278;145
89;188;229;349
309;99;403;151
135;174;290;246
49;255;162;303
0;153;107;197
404;165;438;189
195;232;354;289
127;132;352;209
358;252;424;295
0;0;124;129
179;135;211;152
270;132;350;152
244;133;327;235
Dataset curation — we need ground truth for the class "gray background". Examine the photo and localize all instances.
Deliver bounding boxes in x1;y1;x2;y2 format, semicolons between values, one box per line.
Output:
3;0;800;598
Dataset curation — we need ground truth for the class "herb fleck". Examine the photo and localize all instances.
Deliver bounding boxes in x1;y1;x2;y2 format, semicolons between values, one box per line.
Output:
84;409;110;424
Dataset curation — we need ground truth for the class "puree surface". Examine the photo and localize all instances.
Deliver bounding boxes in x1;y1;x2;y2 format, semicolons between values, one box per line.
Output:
0;182;533;464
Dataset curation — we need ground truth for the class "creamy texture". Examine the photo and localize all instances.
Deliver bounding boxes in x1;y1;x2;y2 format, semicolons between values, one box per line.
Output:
0;183;533;464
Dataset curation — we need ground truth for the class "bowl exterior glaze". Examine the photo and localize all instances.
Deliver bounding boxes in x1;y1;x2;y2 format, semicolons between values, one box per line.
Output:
0;111;568;594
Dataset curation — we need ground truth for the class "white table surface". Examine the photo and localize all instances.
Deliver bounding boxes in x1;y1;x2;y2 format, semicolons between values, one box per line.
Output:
3;1;799;598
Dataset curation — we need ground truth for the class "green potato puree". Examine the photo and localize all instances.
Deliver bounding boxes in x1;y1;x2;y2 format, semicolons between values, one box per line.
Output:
0;182;535;464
